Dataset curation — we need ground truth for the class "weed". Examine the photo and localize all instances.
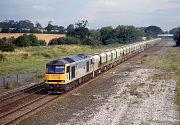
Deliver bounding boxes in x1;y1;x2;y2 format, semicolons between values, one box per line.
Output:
141;46;180;107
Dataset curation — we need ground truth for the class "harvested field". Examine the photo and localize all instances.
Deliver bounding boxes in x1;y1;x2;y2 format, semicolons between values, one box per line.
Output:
0;33;65;44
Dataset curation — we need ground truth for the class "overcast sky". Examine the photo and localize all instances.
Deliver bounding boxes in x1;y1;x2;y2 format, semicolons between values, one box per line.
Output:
0;0;180;30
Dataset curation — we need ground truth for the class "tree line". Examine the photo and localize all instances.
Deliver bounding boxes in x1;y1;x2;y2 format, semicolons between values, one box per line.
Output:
49;20;163;46
0;19;166;52
0;20;65;34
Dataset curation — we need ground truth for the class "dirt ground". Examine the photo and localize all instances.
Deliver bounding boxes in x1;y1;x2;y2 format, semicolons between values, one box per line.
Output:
18;39;179;125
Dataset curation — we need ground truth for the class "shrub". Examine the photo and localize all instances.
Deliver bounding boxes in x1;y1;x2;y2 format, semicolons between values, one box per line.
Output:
48;36;81;45
13;34;32;47
173;28;180;46
82;38;98;46
28;34;46;46
104;38;118;45
13;34;46;47
0;53;4;61
65;37;81;44
0;43;15;52
48;38;66;45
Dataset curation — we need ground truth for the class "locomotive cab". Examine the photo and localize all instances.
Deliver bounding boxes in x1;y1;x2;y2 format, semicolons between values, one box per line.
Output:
45;64;69;90
45;65;66;83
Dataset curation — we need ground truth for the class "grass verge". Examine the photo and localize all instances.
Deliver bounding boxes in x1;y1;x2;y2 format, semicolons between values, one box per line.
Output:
0;44;122;76
141;45;180;107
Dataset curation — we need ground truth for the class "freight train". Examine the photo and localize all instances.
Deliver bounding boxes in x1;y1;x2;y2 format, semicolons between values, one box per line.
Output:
44;38;161;91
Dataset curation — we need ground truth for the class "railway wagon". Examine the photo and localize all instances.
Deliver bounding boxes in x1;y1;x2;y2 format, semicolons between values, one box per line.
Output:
44;38;161;91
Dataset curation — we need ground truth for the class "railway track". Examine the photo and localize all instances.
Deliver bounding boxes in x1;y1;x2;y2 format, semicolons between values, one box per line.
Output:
0;79;87;125
0;92;61;125
0;88;45;108
0;83;47;124
0;83;44;102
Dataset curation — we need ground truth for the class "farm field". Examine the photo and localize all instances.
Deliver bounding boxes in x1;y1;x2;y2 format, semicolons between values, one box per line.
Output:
0;33;65;44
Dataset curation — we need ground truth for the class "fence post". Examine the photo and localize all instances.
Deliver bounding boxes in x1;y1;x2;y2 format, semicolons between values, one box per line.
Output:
3;77;5;87
36;71;39;80
17;74;19;85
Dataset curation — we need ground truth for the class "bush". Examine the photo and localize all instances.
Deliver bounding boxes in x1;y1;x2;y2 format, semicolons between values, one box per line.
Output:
104;38;118;45
173;28;180;46
48;36;81;45
13;34;46;47
13;34;32;47
65;37;81;44
48;38;66;45
28;34;46;46
0;43;15;52
82;38;98;46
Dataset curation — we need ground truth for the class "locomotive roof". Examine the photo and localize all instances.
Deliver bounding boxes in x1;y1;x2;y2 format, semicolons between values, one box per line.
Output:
47;54;91;65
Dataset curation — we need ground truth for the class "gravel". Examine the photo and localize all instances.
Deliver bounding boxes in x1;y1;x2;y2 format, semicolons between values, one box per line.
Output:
59;69;179;125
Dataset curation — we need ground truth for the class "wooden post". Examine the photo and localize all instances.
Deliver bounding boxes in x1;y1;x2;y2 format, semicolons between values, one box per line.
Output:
17;74;19;85
3;77;5;88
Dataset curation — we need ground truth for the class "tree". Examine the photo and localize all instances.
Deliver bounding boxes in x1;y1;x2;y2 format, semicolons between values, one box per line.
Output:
16;20;34;30
67;24;75;36
75;20;88;28
100;26;113;44
145;26;163;38
70;20;90;40
45;23;54;33
173;27;180;46
58;26;65;34
90;29;101;41
74;27;89;40
35;22;42;29
170;27;180;34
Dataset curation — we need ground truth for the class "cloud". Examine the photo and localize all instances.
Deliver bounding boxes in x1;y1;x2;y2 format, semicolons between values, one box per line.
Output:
32;5;53;12
76;0;180;29
0;0;180;29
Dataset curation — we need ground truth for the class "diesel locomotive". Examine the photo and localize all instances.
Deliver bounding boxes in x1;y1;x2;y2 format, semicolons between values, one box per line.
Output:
44;38;161;91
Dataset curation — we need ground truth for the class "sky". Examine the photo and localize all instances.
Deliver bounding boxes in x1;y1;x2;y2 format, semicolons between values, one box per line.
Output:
0;0;180;30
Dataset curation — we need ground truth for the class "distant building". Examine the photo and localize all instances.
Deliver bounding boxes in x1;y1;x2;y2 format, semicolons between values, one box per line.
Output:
50;29;59;33
158;34;174;38
21;28;30;32
9;28;16;31
142;37;147;41
36;28;48;33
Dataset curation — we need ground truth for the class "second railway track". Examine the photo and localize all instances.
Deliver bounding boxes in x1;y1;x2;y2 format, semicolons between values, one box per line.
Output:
0;92;60;125
0;83;44;102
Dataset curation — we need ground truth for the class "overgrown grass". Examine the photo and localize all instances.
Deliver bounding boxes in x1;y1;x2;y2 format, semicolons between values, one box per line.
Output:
0;44;122;76
141;46;180;107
